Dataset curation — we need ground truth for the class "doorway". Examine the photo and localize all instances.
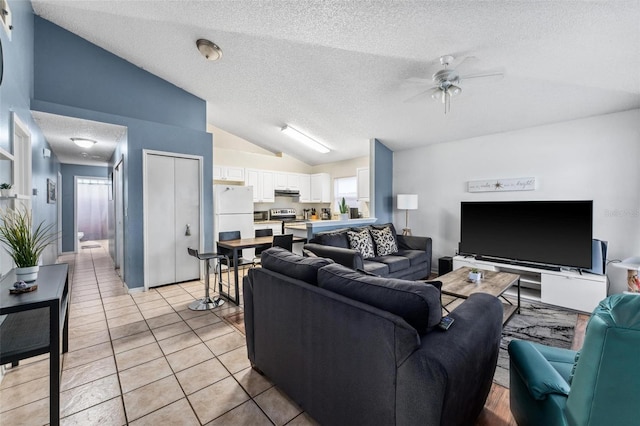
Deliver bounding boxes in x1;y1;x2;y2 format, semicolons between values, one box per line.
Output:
114;158;124;278
74;177;110;252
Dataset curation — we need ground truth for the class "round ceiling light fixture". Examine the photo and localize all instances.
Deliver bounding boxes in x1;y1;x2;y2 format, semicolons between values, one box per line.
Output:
71;138;97;148
196;39;222;61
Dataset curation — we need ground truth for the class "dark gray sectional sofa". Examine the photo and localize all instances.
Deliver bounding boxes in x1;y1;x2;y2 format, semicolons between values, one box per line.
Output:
243;247;504;426
303;223;432;280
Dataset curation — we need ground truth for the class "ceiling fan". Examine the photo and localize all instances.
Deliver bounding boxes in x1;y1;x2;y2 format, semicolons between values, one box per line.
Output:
405;55;504;114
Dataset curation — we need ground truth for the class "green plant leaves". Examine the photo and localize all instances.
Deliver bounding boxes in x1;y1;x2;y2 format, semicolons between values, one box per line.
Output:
0;208;57;267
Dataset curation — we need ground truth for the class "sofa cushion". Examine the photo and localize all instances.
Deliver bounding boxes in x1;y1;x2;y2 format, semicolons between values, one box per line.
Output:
362;260;390;276
314;229;350;248
261;247;333;285
370;226;399;256
347;228;375;259
370;255;410;273
396;249;429;266
317;263;442;333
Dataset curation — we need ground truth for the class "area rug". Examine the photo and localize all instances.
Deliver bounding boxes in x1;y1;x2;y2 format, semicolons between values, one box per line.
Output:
81;244;102;249
493;299;577;388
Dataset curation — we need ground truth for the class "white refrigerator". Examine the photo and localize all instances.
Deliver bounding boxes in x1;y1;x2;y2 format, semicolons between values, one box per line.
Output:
214;185;255;256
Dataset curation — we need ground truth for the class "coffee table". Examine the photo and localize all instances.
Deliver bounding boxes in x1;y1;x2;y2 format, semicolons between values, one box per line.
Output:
437;266;520;324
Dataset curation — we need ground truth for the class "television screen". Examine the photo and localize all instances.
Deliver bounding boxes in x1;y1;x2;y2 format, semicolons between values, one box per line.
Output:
459;201;593;269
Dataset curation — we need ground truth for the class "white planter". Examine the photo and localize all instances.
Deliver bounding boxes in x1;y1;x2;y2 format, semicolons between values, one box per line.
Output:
0;188;13;197
339;213;350;221
468;271;482;284
16;265;39;283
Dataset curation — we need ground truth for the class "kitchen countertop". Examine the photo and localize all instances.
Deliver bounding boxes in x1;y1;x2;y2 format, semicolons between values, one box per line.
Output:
286;217;378;239
253;220;284;225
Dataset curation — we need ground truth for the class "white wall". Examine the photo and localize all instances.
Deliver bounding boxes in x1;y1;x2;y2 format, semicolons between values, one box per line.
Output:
394;109;640;269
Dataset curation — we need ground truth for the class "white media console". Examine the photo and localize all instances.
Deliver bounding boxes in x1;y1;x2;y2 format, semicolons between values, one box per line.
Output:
452;255;608;313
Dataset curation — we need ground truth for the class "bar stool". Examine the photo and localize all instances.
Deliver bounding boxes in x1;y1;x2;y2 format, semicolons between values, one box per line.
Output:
187;247;229;310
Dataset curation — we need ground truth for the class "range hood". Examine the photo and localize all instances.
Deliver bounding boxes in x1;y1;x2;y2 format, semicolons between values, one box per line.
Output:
274;189;300;197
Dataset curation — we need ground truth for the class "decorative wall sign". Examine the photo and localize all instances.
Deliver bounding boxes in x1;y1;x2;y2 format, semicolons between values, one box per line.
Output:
468;177;535;193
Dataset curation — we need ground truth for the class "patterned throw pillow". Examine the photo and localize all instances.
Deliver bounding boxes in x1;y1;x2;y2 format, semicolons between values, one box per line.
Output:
370;226;398;256
347;229;375;259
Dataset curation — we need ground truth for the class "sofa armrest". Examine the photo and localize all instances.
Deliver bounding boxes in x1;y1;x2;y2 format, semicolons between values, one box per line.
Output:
508;340;571;400
396;293;503;425
303;243;364;270
397;235;431;253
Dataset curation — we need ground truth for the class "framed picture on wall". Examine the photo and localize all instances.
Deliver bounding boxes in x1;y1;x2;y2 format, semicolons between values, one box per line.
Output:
47;178;57;204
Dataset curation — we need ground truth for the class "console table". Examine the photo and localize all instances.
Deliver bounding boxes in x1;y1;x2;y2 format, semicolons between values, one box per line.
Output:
452;255;607;313
0;264;70;426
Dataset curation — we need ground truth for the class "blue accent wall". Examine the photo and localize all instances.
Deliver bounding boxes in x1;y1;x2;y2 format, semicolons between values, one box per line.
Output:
60;164;109;252
372;139;393;224
32;17;213;289
0;2;60;272
33;18;205;132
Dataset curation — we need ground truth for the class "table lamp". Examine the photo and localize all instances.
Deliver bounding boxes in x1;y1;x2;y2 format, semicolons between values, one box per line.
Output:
397;194;418;236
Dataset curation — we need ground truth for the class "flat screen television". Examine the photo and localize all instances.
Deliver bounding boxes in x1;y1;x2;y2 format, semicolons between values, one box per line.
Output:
459;200;593;270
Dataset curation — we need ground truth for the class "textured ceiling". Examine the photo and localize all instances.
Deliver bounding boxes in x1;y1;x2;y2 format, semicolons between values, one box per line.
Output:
31;0;640;166
32;111;126;166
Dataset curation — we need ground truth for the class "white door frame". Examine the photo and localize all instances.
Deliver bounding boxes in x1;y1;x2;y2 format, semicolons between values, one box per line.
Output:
142;149;204;291
57;171;62;255
74;176;110;253
114;157;124;277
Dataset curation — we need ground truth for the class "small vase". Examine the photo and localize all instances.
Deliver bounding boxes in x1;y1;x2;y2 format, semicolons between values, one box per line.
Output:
0;188;12;197
16;265;39;283
339;213;349;221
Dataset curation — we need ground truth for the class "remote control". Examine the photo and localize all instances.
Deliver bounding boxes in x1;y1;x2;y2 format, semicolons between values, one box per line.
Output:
439;316;454;330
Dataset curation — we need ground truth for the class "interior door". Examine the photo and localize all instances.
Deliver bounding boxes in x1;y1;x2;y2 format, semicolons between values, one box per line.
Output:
147;155;176;287
174;157;200;282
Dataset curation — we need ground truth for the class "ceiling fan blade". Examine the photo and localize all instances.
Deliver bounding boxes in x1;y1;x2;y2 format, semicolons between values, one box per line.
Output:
404;77;432;85
459;71;504;82
404;87;440;103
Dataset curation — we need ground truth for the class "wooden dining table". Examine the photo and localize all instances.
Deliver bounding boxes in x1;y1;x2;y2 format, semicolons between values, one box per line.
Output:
216;235;307;304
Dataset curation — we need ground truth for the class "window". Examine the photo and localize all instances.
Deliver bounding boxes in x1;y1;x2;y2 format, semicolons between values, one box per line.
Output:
334;176;357;214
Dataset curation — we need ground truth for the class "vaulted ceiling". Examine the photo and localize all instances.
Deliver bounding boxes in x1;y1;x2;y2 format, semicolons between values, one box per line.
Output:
32;0;640;166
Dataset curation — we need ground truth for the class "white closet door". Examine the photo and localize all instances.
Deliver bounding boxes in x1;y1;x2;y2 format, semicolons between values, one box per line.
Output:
175;157;200;282
147;155;177;287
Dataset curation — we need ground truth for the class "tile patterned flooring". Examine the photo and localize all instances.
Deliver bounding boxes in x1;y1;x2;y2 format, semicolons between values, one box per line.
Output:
0;242;317;425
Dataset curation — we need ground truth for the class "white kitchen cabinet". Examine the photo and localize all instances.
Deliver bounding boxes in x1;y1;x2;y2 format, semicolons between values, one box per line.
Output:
310;173;331;203
299;174;311;202
245;169;275;203
357;167;370;201
214;165;245;182
275;172;300;190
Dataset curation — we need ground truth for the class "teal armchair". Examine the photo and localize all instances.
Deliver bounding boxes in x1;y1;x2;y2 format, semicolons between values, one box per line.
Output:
509;294;640;426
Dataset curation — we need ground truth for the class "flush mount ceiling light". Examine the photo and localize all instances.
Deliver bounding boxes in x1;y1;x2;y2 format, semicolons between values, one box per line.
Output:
281;125;330;154
196;39;222;61
71;138;97;148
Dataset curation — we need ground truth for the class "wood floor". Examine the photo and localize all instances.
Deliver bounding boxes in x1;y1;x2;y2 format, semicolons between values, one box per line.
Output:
474;313;590;425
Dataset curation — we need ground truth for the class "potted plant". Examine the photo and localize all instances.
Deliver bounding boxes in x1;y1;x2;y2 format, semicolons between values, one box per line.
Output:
339;197;350;221
0;183;12;197
0;208;56;282
468;268;482;284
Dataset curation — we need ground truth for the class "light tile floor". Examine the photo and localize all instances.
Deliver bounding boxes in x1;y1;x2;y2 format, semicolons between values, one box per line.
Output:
0;242;318;425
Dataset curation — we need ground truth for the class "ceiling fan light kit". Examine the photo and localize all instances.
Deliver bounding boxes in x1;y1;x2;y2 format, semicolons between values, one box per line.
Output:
406;54;503;114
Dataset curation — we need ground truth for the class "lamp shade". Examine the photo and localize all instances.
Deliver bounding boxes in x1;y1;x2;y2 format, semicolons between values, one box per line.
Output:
397;194;418;210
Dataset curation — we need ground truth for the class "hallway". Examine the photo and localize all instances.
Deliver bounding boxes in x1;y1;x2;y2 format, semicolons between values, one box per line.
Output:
0;243;313;425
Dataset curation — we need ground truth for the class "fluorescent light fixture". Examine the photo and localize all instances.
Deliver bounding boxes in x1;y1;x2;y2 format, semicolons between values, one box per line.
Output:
71;138;97;148
281;125;330;153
